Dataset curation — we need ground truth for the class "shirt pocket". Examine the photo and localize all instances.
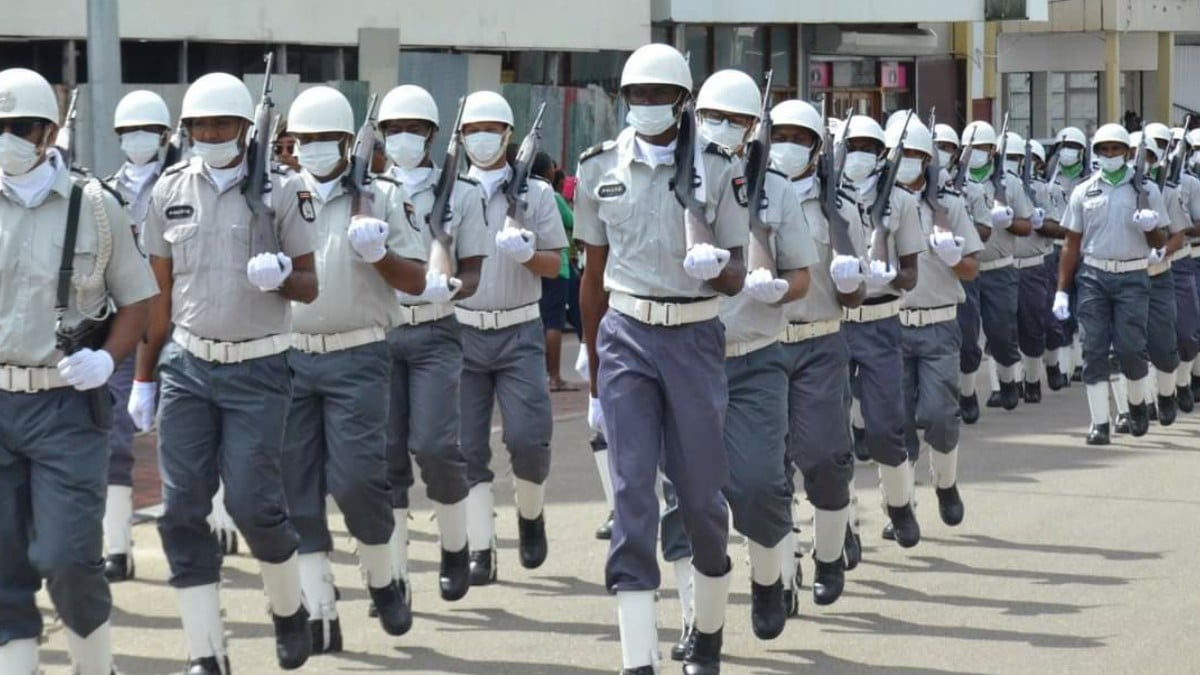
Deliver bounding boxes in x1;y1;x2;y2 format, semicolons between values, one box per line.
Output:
1081;197;1110;233
163;222;200;273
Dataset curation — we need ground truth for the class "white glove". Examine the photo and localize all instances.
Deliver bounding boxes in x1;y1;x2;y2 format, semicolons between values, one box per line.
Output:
743;268;789;305
574;348;590;382
246;252;293;291
1147;247;1167;266
683;243;731;281
989;205;1014;230
1030;207;1046;231
496;228;536;263
866;259;897;293
929;231;965;267
348;215;389;263
1052;291;1070;321
128;380;158;431
587;395;605;432
418;270;462;304
1133;208;1160;232
56;348;114;391
830;254;865;294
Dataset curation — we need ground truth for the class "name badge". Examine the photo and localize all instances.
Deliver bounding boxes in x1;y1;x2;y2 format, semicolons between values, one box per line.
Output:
597;182;627;199
165;204;194;220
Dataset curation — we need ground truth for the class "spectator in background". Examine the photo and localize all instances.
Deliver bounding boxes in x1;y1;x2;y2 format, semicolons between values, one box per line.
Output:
272;119;301;173
561;175;583;339
533;151;578;391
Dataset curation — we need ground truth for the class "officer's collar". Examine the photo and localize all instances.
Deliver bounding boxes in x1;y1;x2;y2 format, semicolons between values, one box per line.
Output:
390;163;438;193
468;163;511;201
620;127;677;170
0;153;68;207
47;153;72;199
302;168;347;203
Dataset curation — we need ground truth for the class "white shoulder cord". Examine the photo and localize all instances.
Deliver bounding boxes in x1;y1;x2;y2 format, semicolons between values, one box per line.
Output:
73;179;115;320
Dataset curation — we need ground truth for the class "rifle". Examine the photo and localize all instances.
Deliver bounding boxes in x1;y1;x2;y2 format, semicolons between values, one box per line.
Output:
672;99;715;251
923;108;953;234
743;70;775;274
1162;114;1193;189
243;52;278;256
503;101;547;232
1019;132;1037;203
55;87;79;169
1132;122;1150;210
816;109;856;256
162;119;187;167
951;127;977;193
991;112;1010;209
345;93;380;218
426;97;466;277
869;110;914;263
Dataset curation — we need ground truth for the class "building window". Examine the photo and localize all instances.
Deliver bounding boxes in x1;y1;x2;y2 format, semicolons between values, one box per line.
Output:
1006;72;1032;139
122;41;180;84
714;25;766;82
684;25;710;92
768;26;794;97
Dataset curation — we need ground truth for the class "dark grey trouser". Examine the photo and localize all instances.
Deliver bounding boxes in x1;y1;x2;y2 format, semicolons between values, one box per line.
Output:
844;317;908;468
659;479;691;564
0;388;111;642
1175;259;1200;363
282;342;394;553
460;319;553;487
1017;262;1051;360
1077;265;1151;385
1148;270;1180;374
958;279;982;374
781;333;853;511
902;320;963;460
106;355;136;487
979;266;1021;368
386;317;470;509
1044;249;1070;352
156;342;299;588
598;311;729;591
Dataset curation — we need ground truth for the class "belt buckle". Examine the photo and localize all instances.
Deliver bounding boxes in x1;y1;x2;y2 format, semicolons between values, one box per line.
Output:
482;311;498;331
12;368;31;393
662;302;675;326
324;334;340;352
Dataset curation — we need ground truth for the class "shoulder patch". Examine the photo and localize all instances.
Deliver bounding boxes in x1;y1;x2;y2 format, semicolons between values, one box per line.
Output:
403;202;419;231
297;191;317;222
731;176;749;206
579;140;617;165
704;142;732;159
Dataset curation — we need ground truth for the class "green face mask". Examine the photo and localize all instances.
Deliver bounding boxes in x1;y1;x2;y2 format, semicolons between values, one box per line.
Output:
969;164;992;182
1101;164;1128;185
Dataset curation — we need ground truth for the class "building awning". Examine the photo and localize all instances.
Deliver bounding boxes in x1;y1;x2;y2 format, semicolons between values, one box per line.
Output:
815;25;942;57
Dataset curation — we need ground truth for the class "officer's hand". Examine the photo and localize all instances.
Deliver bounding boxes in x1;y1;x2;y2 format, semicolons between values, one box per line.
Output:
683;243;731;281
56;348;114;391
830;254;866;294
246;252;293;291
496;227;536;263
929;231;965;267
1147;246;1167;266
989;204;1014;230
866;259;898;292
1133;208;1160;232
587;395;605;432
348;216;389;263
743;267;789;304
418;270;462;304
1052;291;1071;321
1030;207;1046;231
574;348;590;382
128;380;158;431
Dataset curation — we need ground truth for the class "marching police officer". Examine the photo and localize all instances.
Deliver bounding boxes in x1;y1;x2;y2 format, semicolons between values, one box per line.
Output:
101;89;172;583
0;67;156;675
1166;126;1200;411
277;86;429;652
375;83;489;609
1054;123;1170;445
1046;126;1091;384
132;72;318;673
577;43;746;675
456;90;566;585
933;124;961;188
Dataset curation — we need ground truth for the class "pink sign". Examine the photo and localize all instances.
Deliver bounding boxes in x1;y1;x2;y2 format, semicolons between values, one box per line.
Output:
809;62;832;88
881;62;908;89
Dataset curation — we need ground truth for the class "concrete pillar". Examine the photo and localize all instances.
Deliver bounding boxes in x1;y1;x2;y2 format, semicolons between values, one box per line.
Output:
1157;32;1173;124
954;22;976;123
1104;31;1121;123
797;24;813;103
358;27;400;95
466;54;503;94
983;22;999;122
86;0;122;176
1031;71;1051;138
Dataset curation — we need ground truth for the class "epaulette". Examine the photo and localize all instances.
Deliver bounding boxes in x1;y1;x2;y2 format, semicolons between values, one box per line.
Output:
456;175;480;187
939;186;963;198
372;174;399;186
767;168;788;179
162;159;190;176
896;184;916;195
704;142;732;159
95;179;127;207
270;165;290;176
579;140;616;164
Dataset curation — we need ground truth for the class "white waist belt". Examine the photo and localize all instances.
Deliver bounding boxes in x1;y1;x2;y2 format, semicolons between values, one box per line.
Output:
900;305;957;328
779;319;841;344
979;256;1015;272
173;327;292;364
293;326;387;354
1013;254;1046;270
1149;260;1172;277
725;335;778;358
1191;245;1200;259
608;292;720;327
1172;245;1192;262
1083;256;1149;274
455;303;540;331
843;299;902;324
395;302;456;327
0;365;68;393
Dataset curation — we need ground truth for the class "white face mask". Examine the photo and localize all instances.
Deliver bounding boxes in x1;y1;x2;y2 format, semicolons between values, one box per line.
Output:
1098;155;1126;173
770;142;813;178
968;149;991;169
699;118;748;151
937;149;954;167
296;140;344;177
842;151;878;183
1059;148;1081;167
120;130;163;165
896;156;924;185
0;132;42;176
464;131;506;167
626;104;679;137
192;138;241;169
1004;159;1021;175
386;132;428;170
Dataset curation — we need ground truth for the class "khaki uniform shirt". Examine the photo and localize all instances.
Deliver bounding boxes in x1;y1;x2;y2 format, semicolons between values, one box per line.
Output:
902;189;984;309
1062;170;1170;260
964;170;1035;263
836;179;924;299
782;178;861;324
